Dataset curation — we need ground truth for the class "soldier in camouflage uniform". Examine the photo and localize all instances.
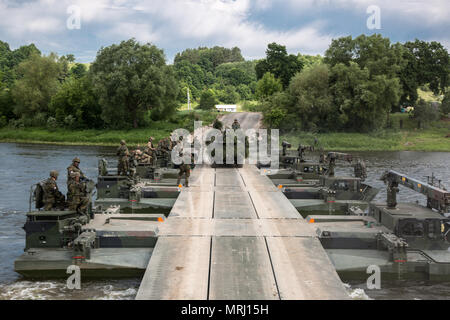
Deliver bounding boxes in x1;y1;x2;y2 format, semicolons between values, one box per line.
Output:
128;147;141;178
158;137;172;165
213;119;223;130
319;148;326;164
176;152;191;187
232;119;241;130
354;158;367;181
43;170;65;211
68;172;89;215
67;157;85;185
117;140;129;176
144;137;157;166
67;157;85;202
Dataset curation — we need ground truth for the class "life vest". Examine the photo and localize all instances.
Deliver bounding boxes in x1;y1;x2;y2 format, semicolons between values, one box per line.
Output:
33;181;45;209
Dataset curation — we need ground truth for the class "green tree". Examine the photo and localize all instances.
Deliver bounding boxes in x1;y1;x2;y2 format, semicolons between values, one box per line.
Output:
323;36;355;67
217;85;240;104
69;63;87;79
288;64;334;131
256;72;282;101
90;39;179;128
198;89;218;110
49;76;103;128
325;34;404;113
298;54;324;68
256;43;303;88
215;61;257;86
330;62;401;132
442;91;450;117
175;60;212;101
0;41;41;87
261;92;292;129
236;84;253;101
400;40;450;104
11;53;61;122
0;72;14;121
174;46;244;73
413;99;440;127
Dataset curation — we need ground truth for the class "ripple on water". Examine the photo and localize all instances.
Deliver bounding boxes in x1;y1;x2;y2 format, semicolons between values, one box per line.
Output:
1;144;449;300
0;280;139;300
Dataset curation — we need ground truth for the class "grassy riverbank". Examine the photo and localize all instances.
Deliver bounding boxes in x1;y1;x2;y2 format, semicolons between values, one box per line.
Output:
0;110;218;147
0;113;449;151
281;115;450;152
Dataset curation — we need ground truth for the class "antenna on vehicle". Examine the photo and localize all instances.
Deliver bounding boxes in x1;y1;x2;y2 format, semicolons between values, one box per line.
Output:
187;87;191;111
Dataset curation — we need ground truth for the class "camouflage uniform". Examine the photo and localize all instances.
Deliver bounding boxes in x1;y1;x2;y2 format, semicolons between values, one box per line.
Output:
43;171;65;211
68;172;89;214
117;140;129;176
319;149;326;164
354;159;367;181
67;157;85;202
67;157;85;185
213;119;223;130
176;154;191;187
158;137;172;165
145;138;157;165
232;119;240;130
139;152;152;164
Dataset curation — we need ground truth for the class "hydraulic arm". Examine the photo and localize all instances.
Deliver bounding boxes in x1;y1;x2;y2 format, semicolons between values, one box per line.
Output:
380;170;450;214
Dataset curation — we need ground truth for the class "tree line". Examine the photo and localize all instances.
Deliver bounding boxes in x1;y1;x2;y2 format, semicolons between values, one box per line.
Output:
0;35;449;132
258;36;449;132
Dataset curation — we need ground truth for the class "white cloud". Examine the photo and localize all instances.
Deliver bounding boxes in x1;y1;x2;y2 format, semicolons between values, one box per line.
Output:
0;0;447;62
124;0;336;57
281;0;450;25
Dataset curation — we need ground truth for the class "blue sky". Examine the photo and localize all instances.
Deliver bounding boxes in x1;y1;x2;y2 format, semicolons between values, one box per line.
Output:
0;0;448;63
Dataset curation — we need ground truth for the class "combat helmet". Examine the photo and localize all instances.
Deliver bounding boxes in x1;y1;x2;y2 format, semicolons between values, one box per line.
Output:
73;157;81;163
120;140;126;145
50;170;59;178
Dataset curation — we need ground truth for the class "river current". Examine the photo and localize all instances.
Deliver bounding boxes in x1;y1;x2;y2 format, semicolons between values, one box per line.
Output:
0;143;449;300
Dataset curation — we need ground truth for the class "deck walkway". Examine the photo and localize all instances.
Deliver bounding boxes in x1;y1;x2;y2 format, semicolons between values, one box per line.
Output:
136;165;349;300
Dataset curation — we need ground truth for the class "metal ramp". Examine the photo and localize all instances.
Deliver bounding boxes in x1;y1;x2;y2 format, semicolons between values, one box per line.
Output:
136;165;349;300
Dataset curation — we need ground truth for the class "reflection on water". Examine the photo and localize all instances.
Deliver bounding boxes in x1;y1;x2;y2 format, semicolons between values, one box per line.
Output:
347;280;450;300
0;279;139;300
0;143;449;300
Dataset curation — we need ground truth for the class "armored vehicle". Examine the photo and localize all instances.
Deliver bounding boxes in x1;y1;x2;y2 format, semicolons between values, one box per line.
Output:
96;158;181;214
283;175;379;216
15;181;163;278
307;170;450;281
265;151;377;215
209;128;248;168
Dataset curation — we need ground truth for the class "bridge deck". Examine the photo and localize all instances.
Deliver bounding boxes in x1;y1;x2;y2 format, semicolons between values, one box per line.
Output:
136;165;349;300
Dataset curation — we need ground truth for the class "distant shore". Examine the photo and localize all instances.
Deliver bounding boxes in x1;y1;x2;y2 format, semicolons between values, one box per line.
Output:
1;127;449;152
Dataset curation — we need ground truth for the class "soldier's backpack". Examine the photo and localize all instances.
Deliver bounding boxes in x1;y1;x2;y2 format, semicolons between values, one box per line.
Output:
98;158;108;176
33;182;45;209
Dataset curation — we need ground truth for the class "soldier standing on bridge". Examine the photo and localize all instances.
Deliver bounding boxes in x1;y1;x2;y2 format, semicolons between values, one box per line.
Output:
176;152;191;188
145;137;157;166
319;148;326;164
117;140;129;176
232;119;241;130
353;158;367;181
67;157;86;202
68;172;89;217
213;119;223;130
43;170;65;211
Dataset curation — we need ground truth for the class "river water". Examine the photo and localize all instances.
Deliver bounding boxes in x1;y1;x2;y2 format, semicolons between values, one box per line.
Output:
0;143;449;300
